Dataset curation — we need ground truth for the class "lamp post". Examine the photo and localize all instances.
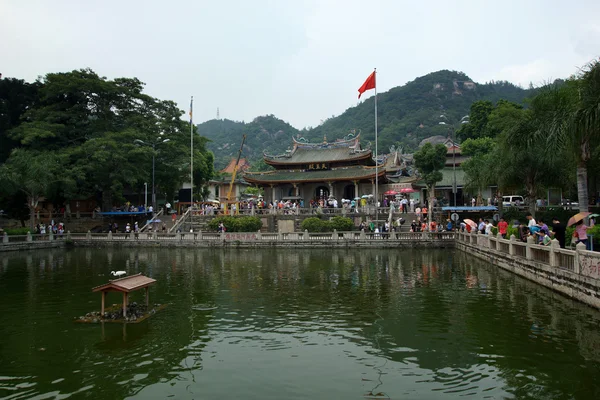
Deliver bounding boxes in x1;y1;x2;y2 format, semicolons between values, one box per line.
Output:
134;134;170;211
452;126;457;207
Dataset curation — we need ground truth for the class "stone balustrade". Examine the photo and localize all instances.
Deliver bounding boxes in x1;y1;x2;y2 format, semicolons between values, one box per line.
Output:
456;231;600;309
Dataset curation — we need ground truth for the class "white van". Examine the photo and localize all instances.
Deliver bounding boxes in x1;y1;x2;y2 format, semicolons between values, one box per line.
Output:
502;195;524;207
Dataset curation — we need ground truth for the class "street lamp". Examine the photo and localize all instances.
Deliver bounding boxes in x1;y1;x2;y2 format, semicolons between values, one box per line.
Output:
134;134;170;211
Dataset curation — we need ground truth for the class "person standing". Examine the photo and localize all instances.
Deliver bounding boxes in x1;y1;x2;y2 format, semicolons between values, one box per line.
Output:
551;217;566;248
478;218;486;234
485;220;493;235
573;220;590;249
498;217;508;239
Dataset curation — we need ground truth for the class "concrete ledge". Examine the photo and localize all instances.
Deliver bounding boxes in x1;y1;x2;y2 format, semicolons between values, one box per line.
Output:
457;241;600;309
70;239;455;249
0;241;65;252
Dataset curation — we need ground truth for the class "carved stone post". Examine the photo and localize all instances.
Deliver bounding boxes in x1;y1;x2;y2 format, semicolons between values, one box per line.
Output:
574;242;586;274
549;239;560;267
509;234;516;256
526;235;535;260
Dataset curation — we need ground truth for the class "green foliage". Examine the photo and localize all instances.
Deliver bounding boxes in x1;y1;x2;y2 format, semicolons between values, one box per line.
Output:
0;78;40;163
207;216;262;232
301;217;329;232
461;137;496;156
0;149;64;229
413;143;447;187
199;70;532;164
3;227;31;235
0;68;214;218
506;225;519;239
301;216;355;232
531;60;600;212
329;216;355;231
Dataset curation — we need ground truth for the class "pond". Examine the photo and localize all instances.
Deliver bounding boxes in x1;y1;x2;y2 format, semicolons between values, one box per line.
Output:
1;248;600;399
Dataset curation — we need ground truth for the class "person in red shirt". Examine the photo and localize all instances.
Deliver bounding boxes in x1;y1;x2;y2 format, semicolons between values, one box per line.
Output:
498;217;508;239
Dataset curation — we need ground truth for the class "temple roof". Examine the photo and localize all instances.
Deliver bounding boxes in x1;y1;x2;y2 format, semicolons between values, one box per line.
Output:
244;166;384;184
264;132;372;165
265;146;372;165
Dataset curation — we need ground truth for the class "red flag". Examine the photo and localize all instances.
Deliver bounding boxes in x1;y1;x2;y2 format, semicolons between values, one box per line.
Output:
358;71;376;99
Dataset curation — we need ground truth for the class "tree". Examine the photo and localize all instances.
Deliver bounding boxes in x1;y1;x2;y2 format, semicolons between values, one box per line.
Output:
461;137;497;205
496;105;564;216
534;60;600;212
414;143;447;227
0;150;63;230
456;100;494;141
0;78;40;163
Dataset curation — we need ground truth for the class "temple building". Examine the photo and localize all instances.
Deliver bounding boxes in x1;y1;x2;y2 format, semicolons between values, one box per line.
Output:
243;133;386;202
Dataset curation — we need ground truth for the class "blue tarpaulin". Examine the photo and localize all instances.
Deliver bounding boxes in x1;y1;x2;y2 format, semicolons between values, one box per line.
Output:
441;206;498;212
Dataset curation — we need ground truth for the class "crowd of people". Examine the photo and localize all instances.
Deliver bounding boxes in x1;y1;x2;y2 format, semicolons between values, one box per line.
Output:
34;221;66;236
454;212;596;250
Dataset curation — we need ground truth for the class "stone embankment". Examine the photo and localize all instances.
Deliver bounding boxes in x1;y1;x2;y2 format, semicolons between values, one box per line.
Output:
1;230;455;251
456;231;600;309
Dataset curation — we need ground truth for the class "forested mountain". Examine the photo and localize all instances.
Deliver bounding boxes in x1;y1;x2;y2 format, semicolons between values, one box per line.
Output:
199;70;534;170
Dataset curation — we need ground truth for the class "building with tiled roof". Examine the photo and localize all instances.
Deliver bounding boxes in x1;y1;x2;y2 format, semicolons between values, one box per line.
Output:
243;133;386;202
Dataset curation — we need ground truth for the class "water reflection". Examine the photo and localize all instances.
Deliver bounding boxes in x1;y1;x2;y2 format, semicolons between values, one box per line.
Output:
1;248;600;399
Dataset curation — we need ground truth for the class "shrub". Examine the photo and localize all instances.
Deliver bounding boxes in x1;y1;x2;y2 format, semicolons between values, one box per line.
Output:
301;216;354;232
208;216;262;232
4;227;31;235
301;217;329;232
235;216;262;232
330;216;354;231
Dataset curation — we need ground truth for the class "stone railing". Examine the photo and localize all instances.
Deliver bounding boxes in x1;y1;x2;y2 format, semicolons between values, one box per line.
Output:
1;232;71;243
456;231;600;308
61;230;456;243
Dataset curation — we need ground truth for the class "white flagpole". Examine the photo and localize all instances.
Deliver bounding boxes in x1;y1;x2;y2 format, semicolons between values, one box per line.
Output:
190;96;194;210
374;68;378;221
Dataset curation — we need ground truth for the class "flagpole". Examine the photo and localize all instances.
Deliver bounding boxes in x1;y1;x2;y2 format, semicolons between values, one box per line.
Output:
374;68;378;222
190;96;194;228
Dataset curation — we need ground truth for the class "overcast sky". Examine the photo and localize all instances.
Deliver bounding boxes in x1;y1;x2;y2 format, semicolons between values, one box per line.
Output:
2;0;599;128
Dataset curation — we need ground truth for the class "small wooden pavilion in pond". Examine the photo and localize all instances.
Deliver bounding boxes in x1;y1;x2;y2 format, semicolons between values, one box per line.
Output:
92;273;156;317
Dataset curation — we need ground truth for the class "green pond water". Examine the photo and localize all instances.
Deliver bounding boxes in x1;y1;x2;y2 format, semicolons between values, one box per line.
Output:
1;248;600;399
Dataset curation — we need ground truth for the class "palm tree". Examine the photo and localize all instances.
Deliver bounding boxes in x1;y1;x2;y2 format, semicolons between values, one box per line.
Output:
534;60;600;212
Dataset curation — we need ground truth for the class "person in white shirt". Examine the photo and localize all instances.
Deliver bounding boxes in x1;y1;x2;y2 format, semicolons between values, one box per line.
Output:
526;213;536;228
485;220;493;235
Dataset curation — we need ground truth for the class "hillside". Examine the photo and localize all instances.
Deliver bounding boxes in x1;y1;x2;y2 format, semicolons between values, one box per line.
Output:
199;70;534;170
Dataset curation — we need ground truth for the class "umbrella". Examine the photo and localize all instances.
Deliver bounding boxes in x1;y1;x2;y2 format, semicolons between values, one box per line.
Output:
384;190;397;195
463;219;477;229
589;213;600;219
567;212;591;227
354;197;361;200
400;188;416;193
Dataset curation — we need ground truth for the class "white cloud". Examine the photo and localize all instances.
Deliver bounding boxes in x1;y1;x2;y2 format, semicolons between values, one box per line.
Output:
1;0;600;129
